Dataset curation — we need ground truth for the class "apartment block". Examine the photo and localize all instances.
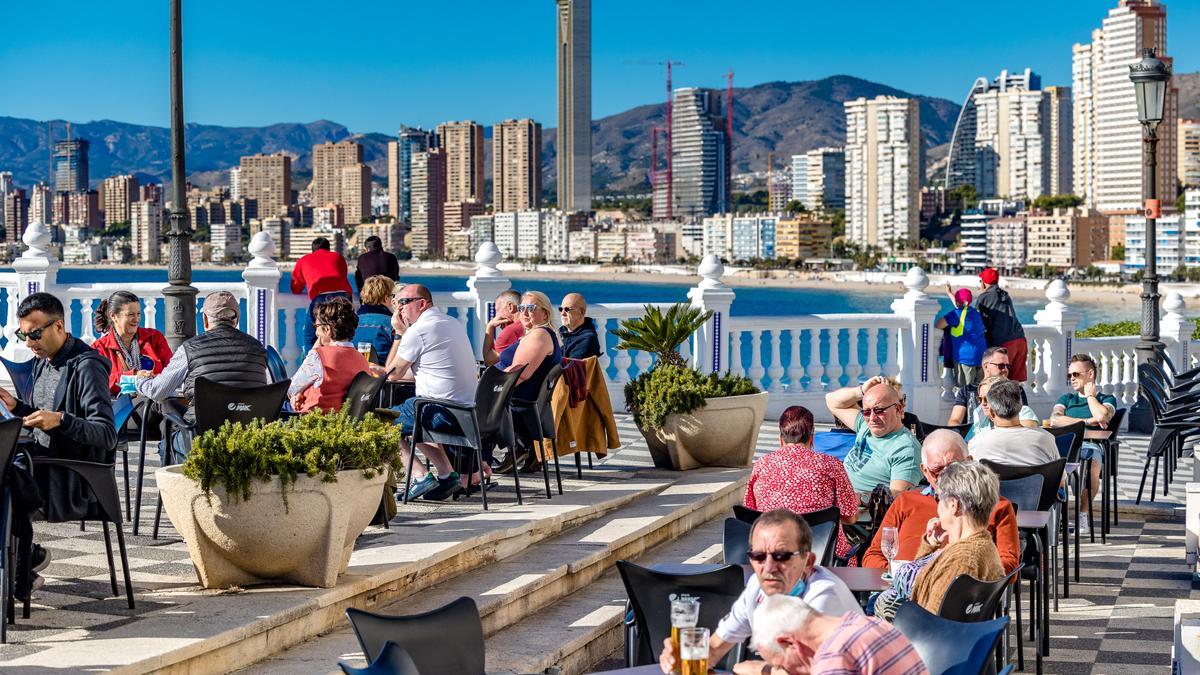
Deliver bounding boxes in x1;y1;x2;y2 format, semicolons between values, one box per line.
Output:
1125;190;1200;270
312;141;363;211
101;175;139;225
985;215;1028;273
444;200;486;237
209;222;243;263
4;189;28;242
791;147;846;211
54;139;89;193
556;0;592;212
1026;207;1109;269
493;119;542;212
68;191;101;228
340;163;372;225
29;183;52;226
845;96;921;248
410;149;447;257
775;216;834;260
436;121;485;204
239;153;292;219
131;200;162;263
1180;118;1200;189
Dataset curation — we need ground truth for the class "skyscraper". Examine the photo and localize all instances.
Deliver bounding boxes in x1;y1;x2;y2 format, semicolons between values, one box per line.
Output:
971;86;1054;200
229;167;242;201
0;172;12;233
555;0;591;212
131;201;162;263
945;69;1040;194
410;149;447;257
845;96;921;248
30;183;52;226
493;119;543;212
340;163;372;225
4;189;28;242
792;147;846;211
436;121;485;204
654;88;731;219
54;139;89;193
1046;86;1074;196
68;191;101;228
239;153;293;219
1179;118;1200;189
101;175;139;226
388;127;434;224
1073;0;1177;212
312;140;364;209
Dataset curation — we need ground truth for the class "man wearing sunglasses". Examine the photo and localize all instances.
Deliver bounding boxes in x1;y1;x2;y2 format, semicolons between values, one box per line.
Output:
0;292;116;601
946;346;1029;426
826;376;922;496
1049;353;1116;534
658;509;859;674
557;293;601;359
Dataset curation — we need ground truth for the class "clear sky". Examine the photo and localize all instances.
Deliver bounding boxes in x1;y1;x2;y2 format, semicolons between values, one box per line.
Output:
2;1;1196;134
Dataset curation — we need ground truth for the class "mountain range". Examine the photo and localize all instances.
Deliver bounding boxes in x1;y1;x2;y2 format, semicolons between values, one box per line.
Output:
1;72;1195;197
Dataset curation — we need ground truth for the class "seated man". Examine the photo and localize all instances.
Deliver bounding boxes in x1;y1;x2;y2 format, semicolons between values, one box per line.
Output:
481;289;524;366
967;380;1059;467
0;292;116;599
136;291;268;463
1049;353;1117;534
382;284;478;501
658;509;860;674
825;375;922;496
947;346;1032;426
558;292;601;359
751;594;926;675
862;430;1019;575
966;375;1039;434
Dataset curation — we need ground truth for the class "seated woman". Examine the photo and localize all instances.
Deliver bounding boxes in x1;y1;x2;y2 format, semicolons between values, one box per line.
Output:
91;290;172;395
873;461;1004;620
354;275;397;364
288;297;372;413
494;291;563;476
970;375;1039;434
745;405;859;563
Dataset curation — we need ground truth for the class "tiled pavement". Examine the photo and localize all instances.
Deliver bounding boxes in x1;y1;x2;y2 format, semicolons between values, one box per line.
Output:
2;416;1193;674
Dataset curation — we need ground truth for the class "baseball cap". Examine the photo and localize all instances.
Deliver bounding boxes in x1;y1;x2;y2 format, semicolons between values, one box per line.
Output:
954;288;973;306
202;291;239;323
979;268;1000;285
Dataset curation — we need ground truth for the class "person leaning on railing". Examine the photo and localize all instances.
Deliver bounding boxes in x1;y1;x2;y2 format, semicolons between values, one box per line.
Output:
90;290;172;396
289;297;371;413
825;375;923;498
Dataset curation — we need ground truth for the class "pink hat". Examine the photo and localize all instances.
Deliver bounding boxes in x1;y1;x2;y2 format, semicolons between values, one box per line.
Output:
954;288;973;306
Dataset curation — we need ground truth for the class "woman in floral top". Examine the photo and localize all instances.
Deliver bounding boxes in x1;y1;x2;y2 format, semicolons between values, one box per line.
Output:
744;405;861;563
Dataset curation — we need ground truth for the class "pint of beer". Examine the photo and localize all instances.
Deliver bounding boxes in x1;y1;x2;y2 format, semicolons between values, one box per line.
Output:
679;627;709;675
356;342;373;362
669;596;700;674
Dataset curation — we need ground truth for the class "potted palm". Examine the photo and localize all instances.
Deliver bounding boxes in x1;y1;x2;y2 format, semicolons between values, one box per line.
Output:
615;303;766;470
156;409;401;589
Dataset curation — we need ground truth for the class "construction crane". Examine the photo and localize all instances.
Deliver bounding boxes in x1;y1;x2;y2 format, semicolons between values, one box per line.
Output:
625;59;684;219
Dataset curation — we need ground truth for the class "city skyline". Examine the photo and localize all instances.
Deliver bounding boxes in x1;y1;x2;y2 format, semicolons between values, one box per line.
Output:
2;1;1198;135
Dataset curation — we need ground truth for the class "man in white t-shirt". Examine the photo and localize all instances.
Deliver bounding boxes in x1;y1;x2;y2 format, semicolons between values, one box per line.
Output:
382;284;478;501
658;509;861;674
968;380;1059;467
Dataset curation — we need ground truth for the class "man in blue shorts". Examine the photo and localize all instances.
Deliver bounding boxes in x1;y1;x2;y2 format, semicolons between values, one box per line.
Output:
1050;353;1117;534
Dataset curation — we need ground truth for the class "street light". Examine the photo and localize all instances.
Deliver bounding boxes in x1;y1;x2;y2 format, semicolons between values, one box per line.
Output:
163;0;198;349
1128;47;1171;433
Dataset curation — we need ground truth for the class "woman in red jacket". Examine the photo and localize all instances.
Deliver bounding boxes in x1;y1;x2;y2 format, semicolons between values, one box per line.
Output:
92;291;173;395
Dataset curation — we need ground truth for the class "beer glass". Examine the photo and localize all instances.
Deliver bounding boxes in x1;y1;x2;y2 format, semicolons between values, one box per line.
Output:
356;342;373;361
670;596;700;672
679;627;709;675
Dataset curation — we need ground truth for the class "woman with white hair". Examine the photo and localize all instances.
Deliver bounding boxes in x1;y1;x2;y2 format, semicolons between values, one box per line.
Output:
493;291;563;474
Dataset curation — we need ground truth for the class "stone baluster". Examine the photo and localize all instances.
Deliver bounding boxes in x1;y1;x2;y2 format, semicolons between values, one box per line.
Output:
9;221;60;359
766;330;784;392
729;330;744;377
843;328;863;383
862;327;878;378
80;301;96;344
144;299;158;331
884;326;899;379
889;267;941;423
679;335;692;364
595;319;611;377
281;310;300;371
688;255;735;374
62;298;77;340
807;329;825;389
635;349;653;378
1033;279;1079;400
825;328;843;389
2;291;17;356
242;231;282;349
748;330;765;389
786;329;804;391
466;242;512;360
612;339;633;383
1122;349;1136;405
1161;292;1192;375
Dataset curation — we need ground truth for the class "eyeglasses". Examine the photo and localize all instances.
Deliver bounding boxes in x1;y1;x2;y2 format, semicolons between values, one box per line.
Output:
15;319;58;342
862;402;900;419
517;304;539;313
987;362;1012;370
558;306;577;313
1067;371;1086;379
747;550;806;564
924;463;951;478
394;297;423;307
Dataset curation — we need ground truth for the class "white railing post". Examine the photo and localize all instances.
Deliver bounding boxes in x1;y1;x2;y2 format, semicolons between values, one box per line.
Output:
242;231;282;349
890;267;941;423
1033;279;1080;400
466;241;511;360
1161;292;1192;371
8;221;60;359
688;255;735;374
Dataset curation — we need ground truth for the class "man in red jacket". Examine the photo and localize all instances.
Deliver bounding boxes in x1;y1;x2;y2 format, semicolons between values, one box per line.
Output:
291;237;353;353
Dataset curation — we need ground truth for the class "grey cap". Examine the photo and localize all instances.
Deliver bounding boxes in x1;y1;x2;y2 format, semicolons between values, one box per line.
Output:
202;291;239;323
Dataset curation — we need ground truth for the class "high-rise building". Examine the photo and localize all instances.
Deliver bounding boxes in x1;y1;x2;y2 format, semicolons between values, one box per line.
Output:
100;175;139;226
444;200;486;239
1026;206;1109;269
68;190;100;228
1073;0;1177;212
139;183;163;205
0;172;11;234
388;127;434;224
239;153;292;219
775;215;834;261
655;88;731;219
4;189;28;242
312;140;364;211
228;167;242;201
52;191;70;226
555;0;591;212
131;200;163;263
1179;118;1200;189
436;121;485;204
1045;87;1074;196
960;199;1023;272
946;69;1040;194
802;147;846;210
1125;190;1200;270
493;119;543;212
54;139;89;193
845;96;921;248
410;149;447;257
30;183;52;226
340;163;372;225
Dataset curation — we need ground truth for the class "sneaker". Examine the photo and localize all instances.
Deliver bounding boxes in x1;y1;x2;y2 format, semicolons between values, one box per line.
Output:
14;572;43;603
31;544;51;574
398;474;438;501
423;472;464;501
1078;513;1091;535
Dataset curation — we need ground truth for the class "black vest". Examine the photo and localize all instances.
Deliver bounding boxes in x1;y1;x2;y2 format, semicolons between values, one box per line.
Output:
182;323;269;406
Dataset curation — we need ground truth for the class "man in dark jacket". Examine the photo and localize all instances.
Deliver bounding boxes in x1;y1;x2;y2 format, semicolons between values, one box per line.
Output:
354;236;400;298
0;292;116;599
558;293;602;359
976;268;1028;382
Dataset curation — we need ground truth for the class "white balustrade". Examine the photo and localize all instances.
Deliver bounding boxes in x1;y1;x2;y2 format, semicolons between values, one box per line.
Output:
766;329;784;393
729;330;744;377
786;330;804;390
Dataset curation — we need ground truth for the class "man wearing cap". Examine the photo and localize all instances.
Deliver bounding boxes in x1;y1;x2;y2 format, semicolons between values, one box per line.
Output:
935;286;988;388
976;268;1028;382
137;291;268;464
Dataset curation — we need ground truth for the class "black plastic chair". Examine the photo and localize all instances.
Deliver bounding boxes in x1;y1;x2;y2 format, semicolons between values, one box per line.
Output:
732;504;761;524
266;345;289;384
1135;371;1200;504
406;365;525;510
345;597;484;675
894;601;1008;675
338;641;422;675
616;560;745;670
940;567;1024;672
0;417;24;642
106;394;136;521
809;520;837;568
0;357;34;403
345;371;390;421
915;420;973;442
723;517;750;565
1045;422;1084;463
510;363;565;499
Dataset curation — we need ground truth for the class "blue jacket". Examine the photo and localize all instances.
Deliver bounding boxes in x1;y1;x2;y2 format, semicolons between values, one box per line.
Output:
559;317;602;360
940;306;987;367
353;305;394;364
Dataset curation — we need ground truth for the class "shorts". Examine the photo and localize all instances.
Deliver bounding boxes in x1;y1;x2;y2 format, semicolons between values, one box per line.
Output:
1079;441;1104;466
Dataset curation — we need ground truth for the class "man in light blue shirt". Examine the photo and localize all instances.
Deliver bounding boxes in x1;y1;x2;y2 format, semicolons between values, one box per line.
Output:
826;376;922;496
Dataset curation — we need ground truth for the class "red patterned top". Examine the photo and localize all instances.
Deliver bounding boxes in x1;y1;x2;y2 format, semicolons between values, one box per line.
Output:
744;443;860;562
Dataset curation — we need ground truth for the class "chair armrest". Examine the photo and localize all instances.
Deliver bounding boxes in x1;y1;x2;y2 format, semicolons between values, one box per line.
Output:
368;408;400;422
411;397;478;448
160;408;193;432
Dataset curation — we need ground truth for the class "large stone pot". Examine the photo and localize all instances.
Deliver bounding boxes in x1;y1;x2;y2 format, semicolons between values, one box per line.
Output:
638;391;769;470
156;465;388;589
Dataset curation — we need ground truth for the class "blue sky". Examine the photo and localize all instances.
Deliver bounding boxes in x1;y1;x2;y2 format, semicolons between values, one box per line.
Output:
2;1;1196;134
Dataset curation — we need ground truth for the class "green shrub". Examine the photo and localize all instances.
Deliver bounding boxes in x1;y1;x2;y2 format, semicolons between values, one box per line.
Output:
624;364;759;430
1076;318;1200;340
182;407;401;505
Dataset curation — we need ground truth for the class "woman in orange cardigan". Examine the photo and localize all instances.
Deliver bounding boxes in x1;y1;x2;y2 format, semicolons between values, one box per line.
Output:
91;291;173;396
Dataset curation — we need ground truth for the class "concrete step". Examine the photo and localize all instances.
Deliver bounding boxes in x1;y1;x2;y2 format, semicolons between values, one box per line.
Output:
247;468;744;675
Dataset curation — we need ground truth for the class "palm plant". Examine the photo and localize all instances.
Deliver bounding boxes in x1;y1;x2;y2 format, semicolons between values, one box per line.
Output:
612;303;711;370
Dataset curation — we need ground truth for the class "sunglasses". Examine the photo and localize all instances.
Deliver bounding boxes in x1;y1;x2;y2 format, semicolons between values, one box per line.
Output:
517;304;539;313
15;319;58;342
394;297;423;307
862;402;899;419
987;362;1012;370
747;550;806;564
558;306;577;313
1067;371;1087;379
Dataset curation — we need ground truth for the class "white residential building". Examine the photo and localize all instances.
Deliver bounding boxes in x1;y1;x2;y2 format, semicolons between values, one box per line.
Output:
209;222;243;263
960;200;1023;272
516;211;544;260
844;96;921;248
986;215;1028;273
1180;118;1200;189
1125;190;1200;270
131;201;162;263
493;212;517;259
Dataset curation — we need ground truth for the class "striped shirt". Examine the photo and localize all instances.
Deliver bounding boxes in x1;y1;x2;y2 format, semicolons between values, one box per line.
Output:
812;613;928;675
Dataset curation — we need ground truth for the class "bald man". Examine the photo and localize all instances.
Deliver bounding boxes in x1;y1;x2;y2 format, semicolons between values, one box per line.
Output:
826;376;923;497
558;292;601;359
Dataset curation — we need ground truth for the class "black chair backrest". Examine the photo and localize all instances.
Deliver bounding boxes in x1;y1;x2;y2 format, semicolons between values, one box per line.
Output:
616;560;746;668
938;566;1023;622
345;372;389;420
266;345;289;384
535;363;565;435
1107;407;1127;441
345;597;484;675
0;356;34;403
475;365;525;438
1045;421;1084;462
723;517;751;565
894;602;1008;675
809;520;837;568
1053;432;1076;462
995;474;1044;514
339;640;423;675
902;411;921;436
193;377;291;435
916;420;972;442
980;458;1065;512
0;417;24;489
732;504;762;524
800;505;842;529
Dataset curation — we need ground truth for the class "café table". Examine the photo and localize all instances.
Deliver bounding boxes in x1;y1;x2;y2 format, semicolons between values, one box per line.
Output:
1083;428;1115;542
1017;509;1053;657
829;566;889;594
591;666;731;674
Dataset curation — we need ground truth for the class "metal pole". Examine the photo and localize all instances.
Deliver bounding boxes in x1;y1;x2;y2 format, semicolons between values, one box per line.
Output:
1130;124;1163;432
164;0;197;350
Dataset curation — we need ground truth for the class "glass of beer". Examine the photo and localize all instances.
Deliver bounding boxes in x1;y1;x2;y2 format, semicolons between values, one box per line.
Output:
356;342;373;361
679;627;709;675
670;596;700;672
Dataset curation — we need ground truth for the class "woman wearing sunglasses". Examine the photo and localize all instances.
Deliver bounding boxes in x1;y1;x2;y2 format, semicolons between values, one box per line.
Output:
91;291;173;396
493;291;562;475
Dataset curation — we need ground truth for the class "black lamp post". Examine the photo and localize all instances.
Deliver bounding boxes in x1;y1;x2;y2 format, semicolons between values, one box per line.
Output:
163;0;197;349
1128;47;1170;433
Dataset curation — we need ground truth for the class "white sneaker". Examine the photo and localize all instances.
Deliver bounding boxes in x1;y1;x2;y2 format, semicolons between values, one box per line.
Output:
1078;513;1091;535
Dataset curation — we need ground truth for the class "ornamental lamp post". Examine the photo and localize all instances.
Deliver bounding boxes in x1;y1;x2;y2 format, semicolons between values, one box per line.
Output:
1128;48;1170;433
163;0;198;350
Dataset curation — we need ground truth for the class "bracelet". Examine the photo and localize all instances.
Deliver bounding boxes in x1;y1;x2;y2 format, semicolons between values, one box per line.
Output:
858;383;865;397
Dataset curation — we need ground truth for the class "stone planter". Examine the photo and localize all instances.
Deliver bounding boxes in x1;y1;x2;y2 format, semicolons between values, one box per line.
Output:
638;391;769;470
156;465;387;589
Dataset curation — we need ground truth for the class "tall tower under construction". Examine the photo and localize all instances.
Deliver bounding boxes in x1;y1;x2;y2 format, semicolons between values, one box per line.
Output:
556;0;591;212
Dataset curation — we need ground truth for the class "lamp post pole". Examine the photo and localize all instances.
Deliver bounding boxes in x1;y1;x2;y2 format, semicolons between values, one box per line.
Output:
164;0;197;350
